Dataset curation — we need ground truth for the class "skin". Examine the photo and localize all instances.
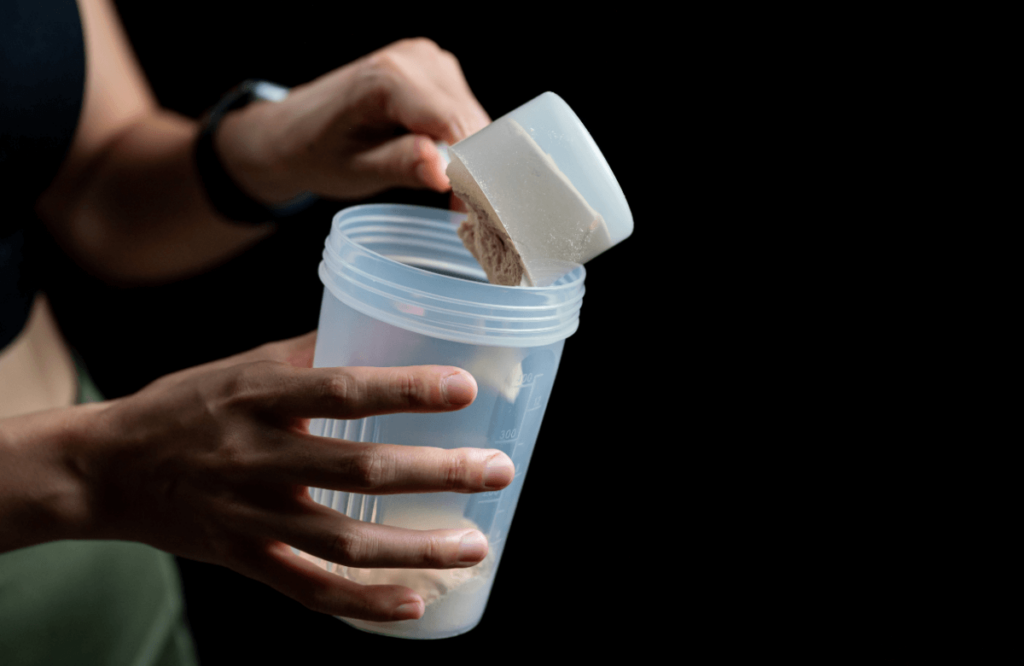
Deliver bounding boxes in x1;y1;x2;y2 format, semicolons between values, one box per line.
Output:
36;0;490;286
0;333;514;622
0;0;505;622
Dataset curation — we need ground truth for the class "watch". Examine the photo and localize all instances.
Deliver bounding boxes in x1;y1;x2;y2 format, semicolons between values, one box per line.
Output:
195;80;317;224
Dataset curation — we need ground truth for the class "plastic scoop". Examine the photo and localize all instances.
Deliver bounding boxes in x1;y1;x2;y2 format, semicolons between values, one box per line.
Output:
446;92;633;286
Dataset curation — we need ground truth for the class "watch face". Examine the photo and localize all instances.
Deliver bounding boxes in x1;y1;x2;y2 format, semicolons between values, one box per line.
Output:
250;81;288;102
216;80;287;116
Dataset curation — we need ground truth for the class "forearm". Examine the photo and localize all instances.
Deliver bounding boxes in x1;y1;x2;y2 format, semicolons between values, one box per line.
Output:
31;0;283;286
0;404;104;552
35;0;479;285
37;108;277;285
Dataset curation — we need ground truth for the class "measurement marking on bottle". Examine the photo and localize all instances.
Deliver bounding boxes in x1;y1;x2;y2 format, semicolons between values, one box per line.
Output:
495;427;519;442
478;497;501;504
510;443;528;464
491;508;507;544
516;379;543;432
514;372;543;389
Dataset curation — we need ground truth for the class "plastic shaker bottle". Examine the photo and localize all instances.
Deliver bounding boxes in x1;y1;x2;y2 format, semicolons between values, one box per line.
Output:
302;92;632;639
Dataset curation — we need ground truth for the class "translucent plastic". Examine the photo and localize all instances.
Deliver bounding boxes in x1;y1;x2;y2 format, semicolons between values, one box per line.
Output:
303;204;585;639
449;91;633;262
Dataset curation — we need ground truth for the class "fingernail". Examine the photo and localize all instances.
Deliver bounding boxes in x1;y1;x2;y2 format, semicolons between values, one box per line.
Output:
457;531;488;564
475;110;491;132
483;455;514;489
434;140;451;167
449;121;465;144
393;600;424;621
443;372;475;405
415;161;431;185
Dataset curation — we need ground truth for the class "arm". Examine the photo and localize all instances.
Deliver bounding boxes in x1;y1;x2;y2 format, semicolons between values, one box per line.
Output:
0;332;514;621
36;0;489;285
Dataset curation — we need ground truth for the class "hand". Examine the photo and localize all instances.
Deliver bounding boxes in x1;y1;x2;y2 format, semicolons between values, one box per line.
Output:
77;332;513;621
219;38;491;205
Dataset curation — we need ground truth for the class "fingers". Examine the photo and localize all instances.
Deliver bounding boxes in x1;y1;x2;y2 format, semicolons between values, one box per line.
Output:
248;364;478;420
391;89;488;147
273;331;318;368
417;142;450;191
233;541;425;621
368;38;490;145
258;504;490;570
350;39;489;192
353;134;450;193
264;443;515;494
273;38;488;199
239;331;318;367
155;332;319;387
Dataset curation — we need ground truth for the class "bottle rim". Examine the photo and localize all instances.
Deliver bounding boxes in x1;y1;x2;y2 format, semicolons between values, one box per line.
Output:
319;204;585;347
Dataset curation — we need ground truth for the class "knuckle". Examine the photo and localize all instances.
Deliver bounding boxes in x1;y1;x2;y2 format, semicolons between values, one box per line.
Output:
329;528;371;566
210;371;245;408
355;70;391;113
441;48;461;68
357;61;399;110
393;370;429;406
217;363;271;411
348;447;391;490
442;451;469;491
368;49;401;75
420;537;448;568
320;372;354;403
404;36;438;51
395;370;419;401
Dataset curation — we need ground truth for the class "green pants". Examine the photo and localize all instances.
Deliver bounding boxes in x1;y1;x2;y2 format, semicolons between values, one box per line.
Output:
0;359;199;666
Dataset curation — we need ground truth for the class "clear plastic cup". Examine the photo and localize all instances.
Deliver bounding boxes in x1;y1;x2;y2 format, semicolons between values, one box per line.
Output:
302;203;585;639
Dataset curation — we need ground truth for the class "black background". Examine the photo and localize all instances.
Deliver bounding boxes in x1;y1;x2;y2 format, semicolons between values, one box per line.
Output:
45;2;668;659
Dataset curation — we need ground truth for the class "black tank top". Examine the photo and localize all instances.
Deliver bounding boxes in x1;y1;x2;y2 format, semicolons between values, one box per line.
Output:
0;0;85;349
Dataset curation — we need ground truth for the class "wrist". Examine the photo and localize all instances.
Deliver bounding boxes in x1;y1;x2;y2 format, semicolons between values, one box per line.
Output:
0;403;109;551
195;80;317;224
216;100;307;207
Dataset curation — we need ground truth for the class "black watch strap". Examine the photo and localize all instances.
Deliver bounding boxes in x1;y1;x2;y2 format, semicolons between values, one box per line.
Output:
195;80;316;225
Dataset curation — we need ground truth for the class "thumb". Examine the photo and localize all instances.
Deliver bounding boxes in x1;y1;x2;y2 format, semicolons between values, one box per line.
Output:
356;134;450;193
281;331;318;368
248;331;318;367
